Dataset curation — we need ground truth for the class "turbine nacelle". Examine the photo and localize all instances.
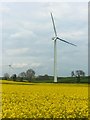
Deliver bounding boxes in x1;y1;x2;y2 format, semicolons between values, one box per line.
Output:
8;64;14;69
52;37;58;41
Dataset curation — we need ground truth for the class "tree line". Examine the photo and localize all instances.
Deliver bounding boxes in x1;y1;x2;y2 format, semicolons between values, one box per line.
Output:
3;69;35;82
71;70;85;83
3;69;87;83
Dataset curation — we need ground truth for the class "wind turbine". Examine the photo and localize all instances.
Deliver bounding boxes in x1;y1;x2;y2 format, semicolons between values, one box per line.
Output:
50;12;77;83
8;64;14;76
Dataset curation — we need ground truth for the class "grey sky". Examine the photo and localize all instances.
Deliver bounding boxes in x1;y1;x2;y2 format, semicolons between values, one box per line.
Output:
1;2;88;77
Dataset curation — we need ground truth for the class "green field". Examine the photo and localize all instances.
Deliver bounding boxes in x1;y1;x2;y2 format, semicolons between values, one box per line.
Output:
2;76;89;83
1;80;88;119
34;77;89;83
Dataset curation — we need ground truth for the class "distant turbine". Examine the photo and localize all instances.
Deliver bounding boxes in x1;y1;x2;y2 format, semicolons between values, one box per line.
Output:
8;65;13;69
8;64;14;75
50;12;77;83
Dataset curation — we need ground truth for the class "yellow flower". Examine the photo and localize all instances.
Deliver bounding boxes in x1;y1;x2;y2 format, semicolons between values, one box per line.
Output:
2;80;88;118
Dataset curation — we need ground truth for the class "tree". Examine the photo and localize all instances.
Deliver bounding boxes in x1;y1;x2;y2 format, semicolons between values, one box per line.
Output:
3;73;10;80
75;70;85;77
26;69;35;82
18;72;26;82
44;74;49;80
71;71;75;77
71;70;85;83
75;70;85;83
11;74;17;81
75;71;81;83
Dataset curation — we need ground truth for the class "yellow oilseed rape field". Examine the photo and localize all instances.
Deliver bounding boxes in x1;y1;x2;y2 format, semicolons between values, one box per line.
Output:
1;80;88;119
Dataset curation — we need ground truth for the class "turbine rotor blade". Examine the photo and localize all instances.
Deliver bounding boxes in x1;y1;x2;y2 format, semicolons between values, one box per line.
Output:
57;37;77;46
51;12;57;37
8;65;14;69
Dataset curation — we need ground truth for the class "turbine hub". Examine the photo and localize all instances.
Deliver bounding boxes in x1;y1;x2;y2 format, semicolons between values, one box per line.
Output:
52;37;57;40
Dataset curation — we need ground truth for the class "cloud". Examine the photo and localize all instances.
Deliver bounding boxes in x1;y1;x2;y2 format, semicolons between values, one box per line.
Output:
59;30;87;42
10;30;36;39
12;63;28;68
5;48;29;56
0;0;89;2
30;63;42;68
12;62;42;68
2;2;88;77
1;0;21;2
0;4;10;13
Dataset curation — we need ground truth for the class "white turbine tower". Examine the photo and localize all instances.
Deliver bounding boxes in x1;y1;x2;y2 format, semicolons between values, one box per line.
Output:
50;12;77;83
